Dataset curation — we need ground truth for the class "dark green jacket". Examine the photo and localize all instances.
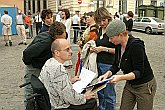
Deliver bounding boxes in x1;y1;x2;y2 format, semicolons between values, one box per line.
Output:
23;32;53;69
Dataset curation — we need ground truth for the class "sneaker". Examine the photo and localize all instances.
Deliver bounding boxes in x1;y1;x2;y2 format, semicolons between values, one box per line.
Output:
9;41;12;46
18;42;23;45
5;43;8;46
24;43;27;45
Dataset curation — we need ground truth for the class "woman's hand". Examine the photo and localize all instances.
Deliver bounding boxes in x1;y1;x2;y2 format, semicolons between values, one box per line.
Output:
90;46;104;53
110;72;135;84
98;71;112;81
110;75;123;84
70;76;80;84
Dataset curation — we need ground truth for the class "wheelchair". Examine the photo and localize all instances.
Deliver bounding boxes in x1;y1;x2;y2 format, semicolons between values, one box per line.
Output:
20;74;51;110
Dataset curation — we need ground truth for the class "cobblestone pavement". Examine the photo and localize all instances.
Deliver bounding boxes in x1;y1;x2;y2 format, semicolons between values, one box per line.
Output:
0;31;164;110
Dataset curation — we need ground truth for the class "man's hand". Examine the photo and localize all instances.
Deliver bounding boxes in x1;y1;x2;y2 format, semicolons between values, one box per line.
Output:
98;71;112;81
70;76;80;84
84;91;95;100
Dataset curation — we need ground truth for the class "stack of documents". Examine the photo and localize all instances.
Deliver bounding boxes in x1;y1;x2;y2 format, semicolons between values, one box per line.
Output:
72;67;97;93
72;67;113;93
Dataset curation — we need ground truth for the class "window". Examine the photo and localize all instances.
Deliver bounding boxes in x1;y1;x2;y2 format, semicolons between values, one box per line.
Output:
135;0;143;14
28;0;31;11
108;0;113;6
37;0;40;12
32;0;35;13
151;0;157;6
24;0;26;14
134;18;142;22
59;0;61;5
119;0;127;13
142;18;151;22
43;0;47;9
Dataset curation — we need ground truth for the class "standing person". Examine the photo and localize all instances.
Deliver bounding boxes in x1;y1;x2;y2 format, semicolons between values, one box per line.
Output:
114;12;120;20
126;11;134;36
1;10;12;46
119;12;124;21
61;9;72;42
29;15;34;38
92;7;116;110
24;12;32;38
72;10;81;44
39;9;53;33
75;11;99;76
60;8;73;68
82;11;98;45
15;10;27;45
55;11;62;22
99;19;157;110
79;16;86;37
34;11;42;35
22;21;66;108
39;39;97;110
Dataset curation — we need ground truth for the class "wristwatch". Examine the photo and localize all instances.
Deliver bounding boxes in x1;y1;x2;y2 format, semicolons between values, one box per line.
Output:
106;48;109;52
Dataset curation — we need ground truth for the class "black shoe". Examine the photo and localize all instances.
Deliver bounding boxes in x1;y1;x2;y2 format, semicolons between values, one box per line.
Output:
18;42;23;45
5;43;8;46
24;43;27;45
9;41;12;46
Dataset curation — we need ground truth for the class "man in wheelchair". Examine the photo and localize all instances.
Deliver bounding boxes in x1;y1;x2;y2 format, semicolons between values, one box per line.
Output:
39;39;97;110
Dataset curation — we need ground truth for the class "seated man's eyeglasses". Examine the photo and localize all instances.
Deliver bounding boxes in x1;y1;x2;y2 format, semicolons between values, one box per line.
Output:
58;47;72;52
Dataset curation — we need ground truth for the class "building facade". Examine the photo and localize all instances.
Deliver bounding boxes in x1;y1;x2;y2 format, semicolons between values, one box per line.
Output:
0;0;24;11
47;0;164;17
104;0;165;16
24;0;47;15
0;0;164;16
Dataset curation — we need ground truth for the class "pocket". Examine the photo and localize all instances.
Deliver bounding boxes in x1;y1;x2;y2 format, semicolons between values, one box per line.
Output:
147;78;157;95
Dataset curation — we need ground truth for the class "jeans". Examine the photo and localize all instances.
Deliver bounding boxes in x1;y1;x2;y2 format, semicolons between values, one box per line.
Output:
97;63;116;110
29;25;33;38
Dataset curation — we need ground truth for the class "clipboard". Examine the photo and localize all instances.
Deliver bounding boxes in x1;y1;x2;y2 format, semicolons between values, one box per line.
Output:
85;77;113;93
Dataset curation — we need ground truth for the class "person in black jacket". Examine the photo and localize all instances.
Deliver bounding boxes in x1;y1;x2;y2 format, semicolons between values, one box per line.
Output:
39;9;53;33
22;21;66;108
98;20;157;110
126;11;134;36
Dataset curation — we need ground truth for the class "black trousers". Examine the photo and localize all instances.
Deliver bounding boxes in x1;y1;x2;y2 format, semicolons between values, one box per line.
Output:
72;24;80;44
56;98;97;110
36;22;42;35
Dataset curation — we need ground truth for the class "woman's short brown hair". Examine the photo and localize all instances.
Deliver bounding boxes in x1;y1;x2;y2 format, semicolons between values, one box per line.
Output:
94;7;112;24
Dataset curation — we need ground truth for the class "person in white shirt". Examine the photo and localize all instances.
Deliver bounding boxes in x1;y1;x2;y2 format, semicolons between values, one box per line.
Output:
15;10;27;45
1;10;12;46
60;9;73;69
72;10;81;44
56;11;62;22
39;39;97;110
34;11;42;35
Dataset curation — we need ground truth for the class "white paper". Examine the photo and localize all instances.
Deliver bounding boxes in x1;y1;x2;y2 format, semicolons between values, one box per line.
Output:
72;67;97;93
